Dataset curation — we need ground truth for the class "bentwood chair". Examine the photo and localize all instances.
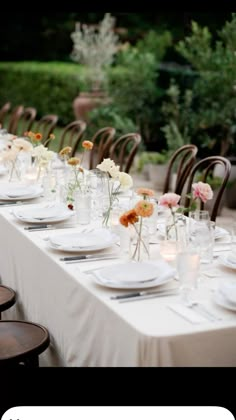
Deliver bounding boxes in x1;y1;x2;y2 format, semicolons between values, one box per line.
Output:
0;285;16;320
0;102;11;127
54;120;87;155
0;320;50;367
184;156;231;221
163;144;198;195
88;127;116;169
108;133;142;173
16;107;37;136
8;105;24;134
34;114;58;145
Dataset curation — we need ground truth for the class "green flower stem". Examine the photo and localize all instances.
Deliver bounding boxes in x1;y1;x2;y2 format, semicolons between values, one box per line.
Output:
131;218;149;261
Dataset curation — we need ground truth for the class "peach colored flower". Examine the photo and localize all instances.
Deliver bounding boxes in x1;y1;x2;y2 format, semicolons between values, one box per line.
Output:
192;182;213;203
135;200;154;218
68;157;80;166
159;193;181;208
49;133;55;140
136;187;155;197
59;146;72;156
120;209;139;227
82;140;94;150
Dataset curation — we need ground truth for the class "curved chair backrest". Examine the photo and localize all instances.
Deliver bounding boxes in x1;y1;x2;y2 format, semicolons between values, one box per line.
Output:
184;156;231;221
35;114;58;145
0;102;11;127
16;107;37;136
109;133;142;173
8;105;24;134
163;144;198;195
56;121;87;156
89;127;116;169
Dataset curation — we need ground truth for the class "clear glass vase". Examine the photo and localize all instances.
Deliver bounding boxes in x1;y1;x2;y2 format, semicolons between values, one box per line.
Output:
8;159;21;182
129;222;150;262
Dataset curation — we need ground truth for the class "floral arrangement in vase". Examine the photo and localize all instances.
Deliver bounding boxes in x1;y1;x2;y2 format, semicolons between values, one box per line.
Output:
0;137;33;181
59;140;94;208
96;158;133;226
119;199;154;261
24;131;55;147
158;182;213;240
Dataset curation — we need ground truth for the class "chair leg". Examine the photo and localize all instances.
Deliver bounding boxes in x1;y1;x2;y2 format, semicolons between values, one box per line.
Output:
0;312;1;320
24;356;39;367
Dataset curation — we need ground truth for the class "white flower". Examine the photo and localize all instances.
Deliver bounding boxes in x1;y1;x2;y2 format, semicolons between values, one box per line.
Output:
109;164;120;179
119;172;133;190
13;138;33;152
1;146;18;162
97;158;116;173
32;145;54;166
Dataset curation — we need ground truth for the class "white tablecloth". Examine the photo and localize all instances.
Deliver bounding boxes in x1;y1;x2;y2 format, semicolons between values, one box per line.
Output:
0;205;236;366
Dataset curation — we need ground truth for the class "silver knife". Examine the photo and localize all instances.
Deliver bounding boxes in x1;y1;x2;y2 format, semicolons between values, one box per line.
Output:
111;287;179;300
62;254;119;263
24;224;76;231
118;289;179;303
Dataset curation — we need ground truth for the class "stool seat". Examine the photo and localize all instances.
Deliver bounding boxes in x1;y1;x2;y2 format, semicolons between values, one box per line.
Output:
0;285;16;317
0;320;50;366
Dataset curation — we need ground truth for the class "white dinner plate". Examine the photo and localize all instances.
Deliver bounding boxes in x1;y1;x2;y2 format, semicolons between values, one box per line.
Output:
95;262;162;284
49;228;118;252
218;254;236;270
214;290;236;312
0;184;43;200
12;204;74;224
92;260;176;289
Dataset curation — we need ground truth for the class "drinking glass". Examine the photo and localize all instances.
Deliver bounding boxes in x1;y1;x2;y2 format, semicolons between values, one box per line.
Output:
189;210;214;264
74;186;92;225
177;248;200;303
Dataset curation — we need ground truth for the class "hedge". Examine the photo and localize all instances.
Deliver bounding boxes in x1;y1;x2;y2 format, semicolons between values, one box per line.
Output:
0;61;88;125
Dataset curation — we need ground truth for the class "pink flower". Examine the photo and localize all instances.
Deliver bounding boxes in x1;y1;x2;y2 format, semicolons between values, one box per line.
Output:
192;182;213;203
159;193;181;208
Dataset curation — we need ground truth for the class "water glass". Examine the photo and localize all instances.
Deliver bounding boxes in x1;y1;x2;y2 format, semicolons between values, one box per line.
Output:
177;248;200;303
189;211;214;264
74;188;92;225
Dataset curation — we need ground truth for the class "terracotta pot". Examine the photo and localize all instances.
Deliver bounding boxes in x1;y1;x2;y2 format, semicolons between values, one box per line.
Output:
73;91;108;122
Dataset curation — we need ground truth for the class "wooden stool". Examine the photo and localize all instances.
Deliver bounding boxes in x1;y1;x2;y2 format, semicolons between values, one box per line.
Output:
0;320;50;367
0;285;16;319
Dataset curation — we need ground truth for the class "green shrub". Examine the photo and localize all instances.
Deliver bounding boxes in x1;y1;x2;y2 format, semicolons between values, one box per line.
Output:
0;61;87;125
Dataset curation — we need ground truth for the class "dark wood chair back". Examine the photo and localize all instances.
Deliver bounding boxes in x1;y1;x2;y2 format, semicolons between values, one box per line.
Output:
0;285;16;320
89;127;116;169
35;114;58;144
57;120;87;156
163;144;198;195
16;107;37;136
184;156;231;221
0;102;11;127
8;105;24;134
109;133;141;173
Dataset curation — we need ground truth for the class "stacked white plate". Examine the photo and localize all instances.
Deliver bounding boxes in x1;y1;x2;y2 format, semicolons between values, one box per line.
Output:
218;252;236;269
48;228;118;252
13;203;74;224
92;260;176;289
0;183;43;200
214;281;236;311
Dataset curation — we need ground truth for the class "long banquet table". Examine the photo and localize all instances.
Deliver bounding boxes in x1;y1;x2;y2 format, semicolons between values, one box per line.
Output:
0;198;236;367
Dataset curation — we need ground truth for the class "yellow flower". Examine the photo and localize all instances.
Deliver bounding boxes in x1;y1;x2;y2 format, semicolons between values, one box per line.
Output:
68;157;80;166
49;133;55;140
59;146;72;156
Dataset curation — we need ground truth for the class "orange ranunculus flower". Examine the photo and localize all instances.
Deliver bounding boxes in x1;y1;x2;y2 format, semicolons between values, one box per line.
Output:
120;209;139;227
59;146;72;156
35;133;42;141
82;140;94;150
136;187;155;197
68;157;80;166
135;200;154;218
49;133;55;139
